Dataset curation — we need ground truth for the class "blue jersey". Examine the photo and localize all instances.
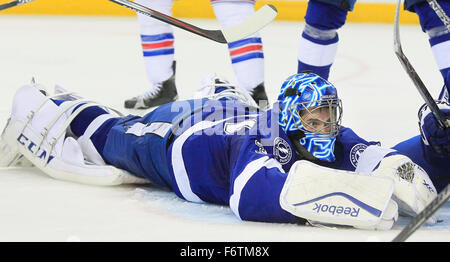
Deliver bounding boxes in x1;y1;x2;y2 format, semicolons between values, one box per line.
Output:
99;98;394;223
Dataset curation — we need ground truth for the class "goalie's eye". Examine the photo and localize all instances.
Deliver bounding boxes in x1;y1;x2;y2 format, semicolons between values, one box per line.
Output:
304;119;330;134
299;106;331;134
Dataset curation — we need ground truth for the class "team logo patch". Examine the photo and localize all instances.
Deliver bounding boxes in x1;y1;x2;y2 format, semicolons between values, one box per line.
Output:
350;143;368;168
273;137;292;165
254;140;267;155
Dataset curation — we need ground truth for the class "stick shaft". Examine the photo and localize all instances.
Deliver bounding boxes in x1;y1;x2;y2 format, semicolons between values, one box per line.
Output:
0;0;35;11
109;0;227;43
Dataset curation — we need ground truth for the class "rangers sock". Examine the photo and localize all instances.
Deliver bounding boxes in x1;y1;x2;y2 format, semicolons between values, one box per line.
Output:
212;0;264;92
137;0;175;86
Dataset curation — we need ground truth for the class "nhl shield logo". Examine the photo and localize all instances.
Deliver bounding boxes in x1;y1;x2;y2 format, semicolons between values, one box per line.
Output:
350;143;368;168
273;137;292;164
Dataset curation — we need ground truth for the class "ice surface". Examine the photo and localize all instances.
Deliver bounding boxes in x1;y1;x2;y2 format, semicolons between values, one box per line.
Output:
0;15;448;242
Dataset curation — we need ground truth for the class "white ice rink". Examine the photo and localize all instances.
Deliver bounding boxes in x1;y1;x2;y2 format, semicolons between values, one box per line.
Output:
0;15;449;242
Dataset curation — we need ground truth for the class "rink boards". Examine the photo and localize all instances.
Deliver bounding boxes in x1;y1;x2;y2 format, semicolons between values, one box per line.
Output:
0;0;420;24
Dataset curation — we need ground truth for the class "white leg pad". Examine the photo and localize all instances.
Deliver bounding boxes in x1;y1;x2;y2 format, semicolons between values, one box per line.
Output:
0;121;33;168
1;85;149;186
3;118;148;186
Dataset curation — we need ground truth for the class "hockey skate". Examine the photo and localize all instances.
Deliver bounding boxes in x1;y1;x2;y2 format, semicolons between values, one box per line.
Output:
250;83;269;110
124;62;178;109
0;83;147;185
194;74;258;108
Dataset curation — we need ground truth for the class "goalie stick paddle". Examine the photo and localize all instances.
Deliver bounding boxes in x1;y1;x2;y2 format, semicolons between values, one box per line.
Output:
393;0;450;129
108;0;277;44
0;0;35;11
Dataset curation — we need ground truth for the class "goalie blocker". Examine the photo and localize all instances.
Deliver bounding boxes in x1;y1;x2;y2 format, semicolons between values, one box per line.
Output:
280;160;398;230
280;146;438;230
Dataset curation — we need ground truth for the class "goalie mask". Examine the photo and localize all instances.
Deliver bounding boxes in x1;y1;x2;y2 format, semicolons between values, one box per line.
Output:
278;73;342;162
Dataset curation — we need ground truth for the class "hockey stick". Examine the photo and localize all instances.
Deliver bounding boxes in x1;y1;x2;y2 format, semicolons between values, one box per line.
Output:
0;0;35;11
393;0;450;129
391;0;450;242
108;0;277;44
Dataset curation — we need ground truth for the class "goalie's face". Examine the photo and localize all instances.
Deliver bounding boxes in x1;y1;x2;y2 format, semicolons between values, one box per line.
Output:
300;106;332;134
289;99;342;139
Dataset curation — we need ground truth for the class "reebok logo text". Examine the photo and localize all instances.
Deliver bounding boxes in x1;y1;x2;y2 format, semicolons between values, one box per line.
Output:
313;203;360;217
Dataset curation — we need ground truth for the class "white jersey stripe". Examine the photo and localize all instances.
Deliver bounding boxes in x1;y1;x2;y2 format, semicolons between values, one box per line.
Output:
431;40;450;70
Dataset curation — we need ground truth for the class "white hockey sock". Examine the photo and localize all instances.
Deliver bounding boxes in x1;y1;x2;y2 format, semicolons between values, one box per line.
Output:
297;24;339;79
427;26;450;81
136;0;175;86
212;1;264;92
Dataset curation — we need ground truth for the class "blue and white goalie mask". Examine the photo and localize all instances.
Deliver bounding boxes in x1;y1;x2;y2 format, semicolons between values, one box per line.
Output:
278;73;343;162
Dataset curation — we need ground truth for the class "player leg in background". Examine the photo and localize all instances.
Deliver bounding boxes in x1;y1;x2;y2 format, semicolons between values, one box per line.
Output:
211;0;269;108
297;0;353;79
124;0;178;110
408;0;450;85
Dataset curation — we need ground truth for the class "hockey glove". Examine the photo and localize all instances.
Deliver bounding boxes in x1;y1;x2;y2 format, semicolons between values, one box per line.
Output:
372;154;438;224
419;102;450;156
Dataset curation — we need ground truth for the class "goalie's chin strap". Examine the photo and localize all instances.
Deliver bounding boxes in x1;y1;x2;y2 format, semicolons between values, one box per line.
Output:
288;131;328;166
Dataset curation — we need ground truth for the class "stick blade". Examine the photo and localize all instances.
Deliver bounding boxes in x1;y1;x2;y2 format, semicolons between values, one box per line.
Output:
221;4;278;43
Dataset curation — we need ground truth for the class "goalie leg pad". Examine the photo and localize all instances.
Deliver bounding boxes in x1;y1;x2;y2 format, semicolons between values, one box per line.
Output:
1;84;148;186
0;121;33;168
280;160;397;229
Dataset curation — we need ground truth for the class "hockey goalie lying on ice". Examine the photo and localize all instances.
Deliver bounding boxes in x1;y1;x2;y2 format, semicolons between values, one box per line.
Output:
1;72;448;230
